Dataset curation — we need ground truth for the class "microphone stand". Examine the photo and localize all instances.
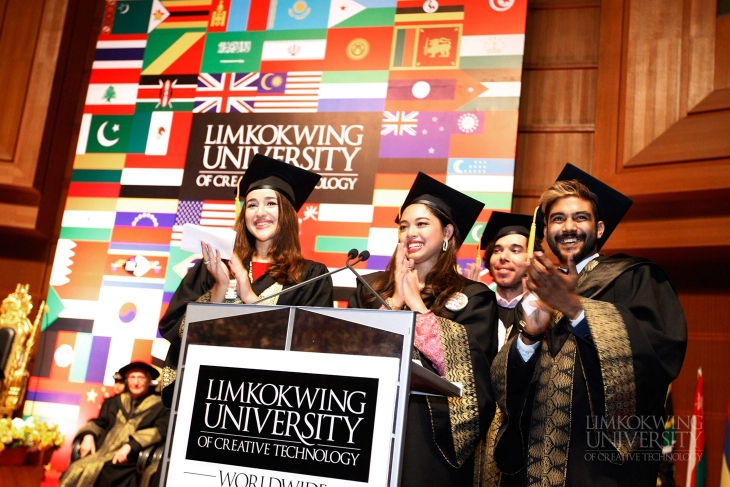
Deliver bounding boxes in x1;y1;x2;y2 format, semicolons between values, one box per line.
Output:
249;250;363;305
346;251;392;310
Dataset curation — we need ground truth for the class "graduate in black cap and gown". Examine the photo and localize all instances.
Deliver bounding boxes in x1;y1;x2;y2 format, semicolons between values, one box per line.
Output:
466;211;534;357
490;164;687;487
348;172;498;487
158;154;334;406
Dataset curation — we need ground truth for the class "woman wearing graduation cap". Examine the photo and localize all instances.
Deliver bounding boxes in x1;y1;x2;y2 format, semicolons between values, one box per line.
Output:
158;154;334;406
349;172;498;486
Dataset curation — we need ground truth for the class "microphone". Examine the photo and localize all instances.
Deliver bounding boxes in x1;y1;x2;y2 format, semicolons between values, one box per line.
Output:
346;249;392;310
249;249;368;305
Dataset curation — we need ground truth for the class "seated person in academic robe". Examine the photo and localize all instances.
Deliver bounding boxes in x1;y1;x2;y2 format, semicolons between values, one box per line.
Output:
158;154;334;406
489;164;687;487
465;211;534;355
60;361;170;487
348;172;498;487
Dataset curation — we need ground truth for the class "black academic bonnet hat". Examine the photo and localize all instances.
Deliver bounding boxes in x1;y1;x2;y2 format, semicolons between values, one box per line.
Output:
237;154;320;211
118;361;160;380
397;172;485;246
479;211;532;250
538;163;633;250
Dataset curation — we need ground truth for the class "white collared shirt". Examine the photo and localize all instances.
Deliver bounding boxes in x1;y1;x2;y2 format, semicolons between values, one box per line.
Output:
496;290;525;351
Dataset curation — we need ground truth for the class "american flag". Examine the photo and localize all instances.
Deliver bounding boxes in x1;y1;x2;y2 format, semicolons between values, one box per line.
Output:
171;200;237;246
254;71;322;113
381;111;419;136
193;72;259;113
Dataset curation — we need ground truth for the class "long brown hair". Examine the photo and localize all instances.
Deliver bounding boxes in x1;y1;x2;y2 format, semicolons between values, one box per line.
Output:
233;190;306;284
364;203;464;315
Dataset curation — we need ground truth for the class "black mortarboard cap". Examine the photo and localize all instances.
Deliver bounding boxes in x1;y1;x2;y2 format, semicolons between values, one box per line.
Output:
113;371;124;382
539;163;633;250
397;172;484;246
237;154;320;211
118;361;160;380
479;211;532;250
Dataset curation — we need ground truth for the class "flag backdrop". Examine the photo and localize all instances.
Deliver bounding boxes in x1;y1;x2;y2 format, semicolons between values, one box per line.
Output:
28;0;528;471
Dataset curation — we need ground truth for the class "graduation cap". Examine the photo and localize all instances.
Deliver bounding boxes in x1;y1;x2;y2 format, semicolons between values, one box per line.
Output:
539;163;633;250
235;154;320;217
397;172;484;246
113;371;124;383
118;361;160;380
479;211;532;250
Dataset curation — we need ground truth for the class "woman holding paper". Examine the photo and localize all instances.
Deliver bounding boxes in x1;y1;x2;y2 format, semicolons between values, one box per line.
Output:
158;154;334;406
348;172;498;487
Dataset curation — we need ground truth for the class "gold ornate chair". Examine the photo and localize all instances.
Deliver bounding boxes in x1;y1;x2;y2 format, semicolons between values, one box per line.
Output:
0;284;45;418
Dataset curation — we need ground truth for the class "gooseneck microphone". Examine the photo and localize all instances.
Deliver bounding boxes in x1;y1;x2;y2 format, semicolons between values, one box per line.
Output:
345;250;392;310
249;249;377;305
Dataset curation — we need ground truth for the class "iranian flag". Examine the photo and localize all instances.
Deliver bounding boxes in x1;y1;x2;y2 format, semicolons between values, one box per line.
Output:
686;367;706;487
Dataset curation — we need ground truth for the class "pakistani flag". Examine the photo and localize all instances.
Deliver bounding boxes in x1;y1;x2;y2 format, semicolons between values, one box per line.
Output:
76;114;133;154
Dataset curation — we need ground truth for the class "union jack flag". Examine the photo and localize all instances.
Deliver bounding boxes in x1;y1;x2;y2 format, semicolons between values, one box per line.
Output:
193;73;259;113
381;111;419;136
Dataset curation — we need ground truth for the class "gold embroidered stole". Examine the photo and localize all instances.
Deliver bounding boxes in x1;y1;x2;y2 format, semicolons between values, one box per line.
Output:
517;258;637;486
525;335;576;486
425;315;481;468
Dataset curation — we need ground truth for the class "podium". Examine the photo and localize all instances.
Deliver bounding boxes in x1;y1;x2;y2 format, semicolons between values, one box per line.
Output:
158;303;459;487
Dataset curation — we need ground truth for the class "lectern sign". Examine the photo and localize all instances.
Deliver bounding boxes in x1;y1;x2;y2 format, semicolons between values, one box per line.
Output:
186;365;378;481
166;345;400;486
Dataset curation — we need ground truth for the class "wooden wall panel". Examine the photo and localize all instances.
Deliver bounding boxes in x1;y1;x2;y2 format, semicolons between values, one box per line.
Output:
715;16;730;89
514;132;594;195
621;0;718;165
514;1;600;218
523;5;601;68
0;0;100;301
0;1;43;163
0;0;67;214
519;69;597;131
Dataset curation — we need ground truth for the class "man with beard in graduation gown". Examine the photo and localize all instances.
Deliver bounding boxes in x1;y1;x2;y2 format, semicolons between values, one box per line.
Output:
158;155;334;407
489;164;687;487
60;362;169;487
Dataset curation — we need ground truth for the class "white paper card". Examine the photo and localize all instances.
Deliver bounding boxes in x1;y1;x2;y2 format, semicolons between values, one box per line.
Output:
521;292;539;317
180;223;236;260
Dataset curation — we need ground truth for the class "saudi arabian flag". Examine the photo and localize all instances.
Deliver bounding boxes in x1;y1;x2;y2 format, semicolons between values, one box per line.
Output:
686;367;707;487
721;396;730;487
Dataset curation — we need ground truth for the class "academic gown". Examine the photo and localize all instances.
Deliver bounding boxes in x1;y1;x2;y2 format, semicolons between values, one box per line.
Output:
348;272;498;487
158;259;334;406
490;302;524;359
59;392;170;487
491;255;687;487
